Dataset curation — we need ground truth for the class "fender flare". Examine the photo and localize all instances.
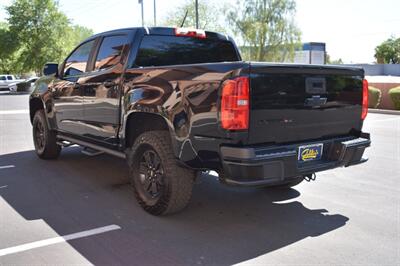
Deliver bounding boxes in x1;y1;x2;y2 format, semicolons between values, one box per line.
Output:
29;95;51;129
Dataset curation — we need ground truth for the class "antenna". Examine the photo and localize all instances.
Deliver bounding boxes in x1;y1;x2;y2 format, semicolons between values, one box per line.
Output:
180;9;189;28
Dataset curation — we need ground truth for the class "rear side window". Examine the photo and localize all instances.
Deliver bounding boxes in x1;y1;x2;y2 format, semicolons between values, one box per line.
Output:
135;35;239;67
0;76;6;81
63;40;95;77
7;76;13;80
95;35;129;70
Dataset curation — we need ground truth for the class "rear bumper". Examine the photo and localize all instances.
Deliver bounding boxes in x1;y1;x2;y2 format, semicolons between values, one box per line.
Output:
220;134;371;186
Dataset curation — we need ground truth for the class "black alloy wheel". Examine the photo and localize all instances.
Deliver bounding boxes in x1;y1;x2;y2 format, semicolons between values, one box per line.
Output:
32;110;61;159
128;131;195;215
138;149;165;200
34;118;46;153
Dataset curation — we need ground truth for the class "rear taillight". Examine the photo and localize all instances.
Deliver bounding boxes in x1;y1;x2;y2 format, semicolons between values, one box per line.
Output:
175;28;206;38
362;79;368;120
221;77;250;130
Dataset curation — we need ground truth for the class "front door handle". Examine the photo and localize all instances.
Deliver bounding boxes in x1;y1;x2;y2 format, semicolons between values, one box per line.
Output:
50;87;60;99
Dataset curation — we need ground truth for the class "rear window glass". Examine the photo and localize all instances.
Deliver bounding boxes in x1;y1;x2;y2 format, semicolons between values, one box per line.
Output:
135;35;239;67
95;35;129;70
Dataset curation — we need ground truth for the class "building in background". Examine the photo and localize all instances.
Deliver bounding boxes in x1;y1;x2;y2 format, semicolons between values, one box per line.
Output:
293;42;326;64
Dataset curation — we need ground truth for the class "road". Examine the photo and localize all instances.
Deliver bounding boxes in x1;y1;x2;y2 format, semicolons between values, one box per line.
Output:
0;94;399;265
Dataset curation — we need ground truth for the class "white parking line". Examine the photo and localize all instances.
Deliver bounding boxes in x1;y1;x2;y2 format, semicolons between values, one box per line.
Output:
0;185;8;189
0;110;29;115
0;165;15;170
0;224;121;257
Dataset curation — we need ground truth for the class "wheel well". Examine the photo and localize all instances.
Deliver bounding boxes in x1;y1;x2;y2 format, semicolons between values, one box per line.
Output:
29;98;44;123
125;113;170;148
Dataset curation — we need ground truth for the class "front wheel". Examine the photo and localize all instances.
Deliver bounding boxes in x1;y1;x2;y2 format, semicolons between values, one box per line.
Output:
127;131;195;215
32;110;61;159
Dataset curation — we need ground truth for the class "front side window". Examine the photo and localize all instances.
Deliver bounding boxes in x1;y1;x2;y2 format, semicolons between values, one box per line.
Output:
0;76;6;81
95;35;129;70
63;40;95;77
7;76;13;80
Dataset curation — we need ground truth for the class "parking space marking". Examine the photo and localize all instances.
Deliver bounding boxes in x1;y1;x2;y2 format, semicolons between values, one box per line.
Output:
0;110;29;115
0;185;8;189
0;224;121;257
0;165;15;170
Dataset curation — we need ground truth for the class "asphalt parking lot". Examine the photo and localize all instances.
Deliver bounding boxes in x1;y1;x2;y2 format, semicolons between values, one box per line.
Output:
0;94;399;265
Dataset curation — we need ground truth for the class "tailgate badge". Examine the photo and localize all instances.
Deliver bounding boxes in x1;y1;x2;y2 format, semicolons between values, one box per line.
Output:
305;95;327;107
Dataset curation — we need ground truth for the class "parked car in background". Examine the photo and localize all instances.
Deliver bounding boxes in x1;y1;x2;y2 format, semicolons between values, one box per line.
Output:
15;77;39;93
0;75;25;92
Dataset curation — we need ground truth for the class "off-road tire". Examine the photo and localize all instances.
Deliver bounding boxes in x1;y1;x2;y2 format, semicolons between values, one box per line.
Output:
32;110;61;159
127;131;195;215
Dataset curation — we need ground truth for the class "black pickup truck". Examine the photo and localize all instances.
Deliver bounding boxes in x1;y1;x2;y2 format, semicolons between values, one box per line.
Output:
30;27;371;215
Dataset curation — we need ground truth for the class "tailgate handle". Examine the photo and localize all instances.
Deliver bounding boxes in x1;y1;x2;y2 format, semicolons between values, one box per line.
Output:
306;78;326;94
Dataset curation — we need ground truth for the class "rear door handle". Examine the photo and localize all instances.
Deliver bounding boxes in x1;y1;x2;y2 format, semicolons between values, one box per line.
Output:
104;81;116;88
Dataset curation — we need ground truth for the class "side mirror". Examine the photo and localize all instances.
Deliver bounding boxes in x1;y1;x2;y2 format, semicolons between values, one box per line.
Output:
43;63;59;76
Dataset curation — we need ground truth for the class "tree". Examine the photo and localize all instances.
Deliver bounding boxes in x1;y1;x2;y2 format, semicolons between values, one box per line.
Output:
7;0;70;74
161;0;225;32
6;0;93;74
326;54;343;65
226;0;301;62
375;37;400;64
0;22;21;73
64;25;94;56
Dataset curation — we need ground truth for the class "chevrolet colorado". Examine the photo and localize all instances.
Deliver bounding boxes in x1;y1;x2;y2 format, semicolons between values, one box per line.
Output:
30;27;371;215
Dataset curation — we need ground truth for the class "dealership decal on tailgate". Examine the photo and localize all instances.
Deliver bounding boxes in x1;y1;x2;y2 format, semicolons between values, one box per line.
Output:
298;143;324;162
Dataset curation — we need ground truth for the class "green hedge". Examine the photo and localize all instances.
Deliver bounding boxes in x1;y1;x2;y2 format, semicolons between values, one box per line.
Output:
389;87;400;110
368;86;381;108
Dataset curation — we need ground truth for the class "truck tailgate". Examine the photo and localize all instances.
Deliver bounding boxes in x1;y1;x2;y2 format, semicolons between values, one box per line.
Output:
248;63;364;144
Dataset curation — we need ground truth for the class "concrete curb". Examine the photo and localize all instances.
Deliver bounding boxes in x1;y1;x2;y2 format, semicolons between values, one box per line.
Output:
369;108;400;115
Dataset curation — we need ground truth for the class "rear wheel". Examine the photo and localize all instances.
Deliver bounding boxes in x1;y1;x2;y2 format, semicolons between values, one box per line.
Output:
127;131;195;215
32;110;61;159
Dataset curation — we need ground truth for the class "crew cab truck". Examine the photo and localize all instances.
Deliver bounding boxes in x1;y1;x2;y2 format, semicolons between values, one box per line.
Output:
29;27;371;215
0;74;24;92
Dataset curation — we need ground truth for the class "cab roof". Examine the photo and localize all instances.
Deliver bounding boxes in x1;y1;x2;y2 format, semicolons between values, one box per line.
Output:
88;27;233;42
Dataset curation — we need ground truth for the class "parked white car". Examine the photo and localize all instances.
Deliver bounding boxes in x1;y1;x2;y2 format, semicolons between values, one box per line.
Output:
0;75;25;92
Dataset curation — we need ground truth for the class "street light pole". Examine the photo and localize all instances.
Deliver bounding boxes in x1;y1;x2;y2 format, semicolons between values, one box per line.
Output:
195;0;199;29
139;0;144;27
154;0;156;26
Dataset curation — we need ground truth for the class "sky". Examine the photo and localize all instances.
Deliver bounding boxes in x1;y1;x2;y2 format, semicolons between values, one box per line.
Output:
0;0;399;63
